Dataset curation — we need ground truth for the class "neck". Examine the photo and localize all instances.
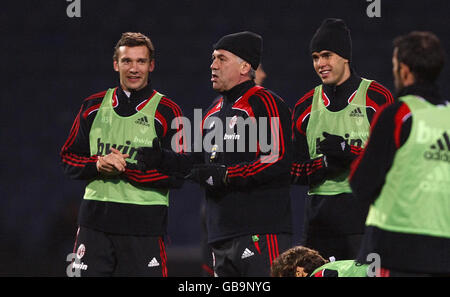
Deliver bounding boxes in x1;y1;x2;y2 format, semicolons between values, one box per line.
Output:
220;80;255;102
322;70;361;111
336;67;351;86
397;81;443;104
119;82;153;101
335;65;351;86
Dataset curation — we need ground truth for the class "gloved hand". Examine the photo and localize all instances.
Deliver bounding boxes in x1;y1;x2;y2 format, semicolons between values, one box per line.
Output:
322;154;346;179
136;138;163;172
188;164;228;189
318;132;353;163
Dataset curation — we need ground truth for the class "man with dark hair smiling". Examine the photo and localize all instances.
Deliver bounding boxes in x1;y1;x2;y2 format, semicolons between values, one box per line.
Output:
61;32;185;276
291;18;394;261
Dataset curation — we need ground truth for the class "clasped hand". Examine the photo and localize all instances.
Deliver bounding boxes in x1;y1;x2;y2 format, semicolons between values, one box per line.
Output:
96;147;129;176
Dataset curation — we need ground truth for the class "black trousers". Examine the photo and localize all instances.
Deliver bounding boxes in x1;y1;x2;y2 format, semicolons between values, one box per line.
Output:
68;226;168;277
210;233;292;277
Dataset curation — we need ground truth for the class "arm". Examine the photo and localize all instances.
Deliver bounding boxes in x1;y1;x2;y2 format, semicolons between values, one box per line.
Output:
60;92;104;180
349;102;411;204
291;127;328;186
225;90;292;188
366;81;395;122
290;90;328;186
123;96;188;189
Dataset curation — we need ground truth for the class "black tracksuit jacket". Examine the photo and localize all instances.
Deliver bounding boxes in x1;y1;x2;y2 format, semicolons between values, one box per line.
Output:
167;80;293;243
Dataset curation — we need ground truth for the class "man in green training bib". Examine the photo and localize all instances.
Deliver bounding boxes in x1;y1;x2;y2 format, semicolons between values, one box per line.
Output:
291;18;394;260
350;31;450;276
60;32;185;276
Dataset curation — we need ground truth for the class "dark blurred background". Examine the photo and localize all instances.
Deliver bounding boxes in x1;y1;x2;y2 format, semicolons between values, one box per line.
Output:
0;0;449;276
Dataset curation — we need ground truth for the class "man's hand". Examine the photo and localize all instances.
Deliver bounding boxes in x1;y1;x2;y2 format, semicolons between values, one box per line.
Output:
318;132;353;162
96;147;129;176
188;164;228;189
136;138;163;172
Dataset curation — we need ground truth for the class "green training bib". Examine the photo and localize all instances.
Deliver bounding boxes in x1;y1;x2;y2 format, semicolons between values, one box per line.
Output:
307;79;372;195
84;88;169;206
366;95;450;238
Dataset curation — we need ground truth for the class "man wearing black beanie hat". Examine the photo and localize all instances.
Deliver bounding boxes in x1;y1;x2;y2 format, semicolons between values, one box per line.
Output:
291;18;395;261
213;31;262;71
136;31;293;277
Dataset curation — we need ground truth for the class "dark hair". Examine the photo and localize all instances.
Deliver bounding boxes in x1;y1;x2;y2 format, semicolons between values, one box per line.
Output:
270;246;328;277
113;32;155;62
393;31;445;83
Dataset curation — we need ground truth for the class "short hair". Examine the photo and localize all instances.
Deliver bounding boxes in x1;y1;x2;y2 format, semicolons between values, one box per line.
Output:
113;32;155;62
237;57;256;80
271;246;328;277
393;31;445;83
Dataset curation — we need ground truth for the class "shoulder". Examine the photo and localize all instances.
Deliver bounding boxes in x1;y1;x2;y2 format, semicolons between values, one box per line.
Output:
293;88;316;115
157;95;184;118
252;87;287;105
370;101;411;146
367;80;395;105
80;89;110;119
205;96;223;115
375;101;410;124
248;87;291;116
82;89;108;104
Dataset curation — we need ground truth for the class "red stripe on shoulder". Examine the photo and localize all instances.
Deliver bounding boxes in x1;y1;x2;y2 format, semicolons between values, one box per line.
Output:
394;103;411;148
81;90;110;118
82;103;102;119
232;94;255;118
155;110;168;137
160;96;185;152
136;90;157;111
369;81;394;104
160;96;183;117
84;90;108;101
294;89;315;109
366;96;379;112
296;105;311;135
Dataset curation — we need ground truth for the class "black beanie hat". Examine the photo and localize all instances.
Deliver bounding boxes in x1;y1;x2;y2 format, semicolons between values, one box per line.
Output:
310;18;352;61
213;31;262;70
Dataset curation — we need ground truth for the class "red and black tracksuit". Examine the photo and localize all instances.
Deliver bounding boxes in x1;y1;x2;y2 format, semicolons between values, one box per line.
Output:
60;83;185;276
291;71;394;260
168;80;293;276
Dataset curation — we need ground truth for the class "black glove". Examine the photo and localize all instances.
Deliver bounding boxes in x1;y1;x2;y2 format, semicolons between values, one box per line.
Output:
322;154;347;180
136;138;163;172
318;132;353;162
188;164;228;189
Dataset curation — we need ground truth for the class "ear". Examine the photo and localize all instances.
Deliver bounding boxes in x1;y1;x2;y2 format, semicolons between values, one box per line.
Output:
148;59;155;72
113;60;119;72
399;62;410;78
240;61;252;76
399;62;415;85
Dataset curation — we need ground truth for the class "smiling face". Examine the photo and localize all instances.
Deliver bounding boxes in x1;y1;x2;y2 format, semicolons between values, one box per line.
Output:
113;45;155;92
312;50;350;86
